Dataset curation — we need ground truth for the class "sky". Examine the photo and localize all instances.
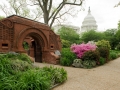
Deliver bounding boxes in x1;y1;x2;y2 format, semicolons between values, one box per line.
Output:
0;0;120;31
68;0;120;31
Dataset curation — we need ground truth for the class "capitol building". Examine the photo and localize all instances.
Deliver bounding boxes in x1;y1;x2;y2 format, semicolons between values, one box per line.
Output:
81;7;97;33
53;7;97;34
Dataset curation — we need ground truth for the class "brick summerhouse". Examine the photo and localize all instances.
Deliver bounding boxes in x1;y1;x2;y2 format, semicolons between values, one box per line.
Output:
0;15;62;64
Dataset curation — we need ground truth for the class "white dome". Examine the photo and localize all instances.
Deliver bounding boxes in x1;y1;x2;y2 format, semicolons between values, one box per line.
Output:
81;7;97;32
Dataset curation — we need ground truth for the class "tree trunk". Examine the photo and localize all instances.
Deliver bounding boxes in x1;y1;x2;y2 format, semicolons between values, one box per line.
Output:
44;12;49;24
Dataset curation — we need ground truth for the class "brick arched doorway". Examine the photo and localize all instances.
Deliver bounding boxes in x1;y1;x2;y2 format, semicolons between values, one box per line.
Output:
0;15;62;64
16;28;47;62
24;35;42;62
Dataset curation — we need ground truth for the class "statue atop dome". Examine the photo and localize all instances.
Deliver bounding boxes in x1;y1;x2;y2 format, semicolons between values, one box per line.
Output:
88;7;91;13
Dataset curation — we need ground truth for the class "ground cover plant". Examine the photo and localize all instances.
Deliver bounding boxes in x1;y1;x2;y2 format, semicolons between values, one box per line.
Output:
109;50;120;60
0;53;67;90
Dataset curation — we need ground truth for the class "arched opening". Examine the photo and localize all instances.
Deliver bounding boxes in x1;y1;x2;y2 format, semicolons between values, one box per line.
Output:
16;28;48;63
22;35;43;62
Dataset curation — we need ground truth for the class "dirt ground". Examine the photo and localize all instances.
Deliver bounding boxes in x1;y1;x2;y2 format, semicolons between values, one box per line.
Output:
34;57;120;90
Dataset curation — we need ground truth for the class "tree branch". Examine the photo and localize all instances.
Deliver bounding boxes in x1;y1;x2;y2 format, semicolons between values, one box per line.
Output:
48;0;52;13
37;0;44;11
0;4;8;16
55;7;73;19
49;0;66;20
49;4;65;27
65;0;83;6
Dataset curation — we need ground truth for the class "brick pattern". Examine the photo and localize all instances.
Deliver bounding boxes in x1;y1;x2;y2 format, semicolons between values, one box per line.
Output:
0;15;62;64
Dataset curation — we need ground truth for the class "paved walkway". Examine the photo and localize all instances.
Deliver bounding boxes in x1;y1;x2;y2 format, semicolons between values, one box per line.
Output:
34;58;120;90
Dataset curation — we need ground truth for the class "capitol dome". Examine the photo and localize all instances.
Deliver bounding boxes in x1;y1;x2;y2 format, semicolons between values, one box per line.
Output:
81;7;97;32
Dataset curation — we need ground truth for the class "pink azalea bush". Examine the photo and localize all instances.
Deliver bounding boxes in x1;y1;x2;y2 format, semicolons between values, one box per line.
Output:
70;43;97;58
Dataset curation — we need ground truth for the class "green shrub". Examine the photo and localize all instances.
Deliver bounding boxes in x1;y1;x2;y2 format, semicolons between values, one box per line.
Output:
0;69;51;90
0;67;67;90
97;47;109;61
42;66;67;85
81;50;100;63
96;40;111;49
60;57;71;66
61;39;71;48
80;50;99;68
99;57;106;65
109;52;117;60
116;44;120;50
0;53;67;90
3;53;32;64
16;53;32;64
117;53;120;57
82;60;96;69
60;48;76;66
0;54;33;76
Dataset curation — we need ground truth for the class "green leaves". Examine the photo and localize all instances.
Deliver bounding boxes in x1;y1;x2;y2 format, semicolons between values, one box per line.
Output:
96;40;111;49
58;26;80;48
60;48;76;66
81;30;104;43
0;53;67;90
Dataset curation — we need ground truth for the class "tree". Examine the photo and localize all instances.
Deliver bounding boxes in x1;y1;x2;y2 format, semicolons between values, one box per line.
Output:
103;29;118;50
81;30;105;43
0;0;28;16
58;26;80;48
0;0;41;20
118;21;120;30
115;21;120;45
28;0;84;27
116;30;120;42
0;0;84;27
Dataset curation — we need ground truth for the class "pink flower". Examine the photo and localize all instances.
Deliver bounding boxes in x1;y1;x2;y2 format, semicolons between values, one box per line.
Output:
70;43;97;58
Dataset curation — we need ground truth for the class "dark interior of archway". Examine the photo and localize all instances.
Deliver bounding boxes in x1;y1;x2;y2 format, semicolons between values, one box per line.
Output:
23;36;42;62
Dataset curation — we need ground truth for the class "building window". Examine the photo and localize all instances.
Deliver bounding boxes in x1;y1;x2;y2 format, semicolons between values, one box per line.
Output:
50;44;54;49
2;43;8;48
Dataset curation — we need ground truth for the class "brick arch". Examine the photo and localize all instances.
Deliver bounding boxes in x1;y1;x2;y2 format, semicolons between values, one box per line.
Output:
16;28;48;52
0;15;62;64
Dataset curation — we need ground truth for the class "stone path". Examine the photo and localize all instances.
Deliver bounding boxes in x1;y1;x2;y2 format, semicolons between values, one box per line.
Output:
34;57;120;90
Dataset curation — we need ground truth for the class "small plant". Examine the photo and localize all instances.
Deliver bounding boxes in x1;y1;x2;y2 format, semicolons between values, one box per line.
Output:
82;60;96;69
109;52;117;60
99;57;106;65
41;66;67;85
72;59;83;68
23;41;29;50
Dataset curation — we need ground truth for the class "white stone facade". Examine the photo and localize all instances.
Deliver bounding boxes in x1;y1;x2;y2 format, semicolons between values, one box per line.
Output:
81;7;97;33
